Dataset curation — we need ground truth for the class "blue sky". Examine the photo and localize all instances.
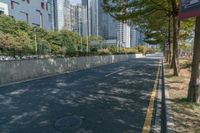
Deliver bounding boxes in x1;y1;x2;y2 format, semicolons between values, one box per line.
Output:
70;0;81;5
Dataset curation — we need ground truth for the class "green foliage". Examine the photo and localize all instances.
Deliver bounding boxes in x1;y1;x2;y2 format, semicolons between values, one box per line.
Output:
125;48;138;54
146;47;159;54
179;44;192;52
181;60;192;69
108;45;118;54
0;15;154;57
97;49;111;55
0;15;83;56
136;46;148;55
0;15;17;35
0;32;17;56
37;39;51;55
51;44;61;55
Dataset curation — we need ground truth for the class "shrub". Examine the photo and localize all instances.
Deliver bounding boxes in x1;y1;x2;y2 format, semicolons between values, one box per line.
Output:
181;60;192;69
51;44;62;55
123;48;138;54
137;45;148;55
108;45;118;54
97;48;111;55
37;39;51;55
0;32;18;56
90;46;98;53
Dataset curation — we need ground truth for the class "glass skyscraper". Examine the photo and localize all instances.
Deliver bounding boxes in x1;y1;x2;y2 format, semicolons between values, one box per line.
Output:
53;0;70;30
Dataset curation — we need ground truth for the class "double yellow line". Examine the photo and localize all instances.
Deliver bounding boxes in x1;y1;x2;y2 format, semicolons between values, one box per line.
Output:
142;65;160;133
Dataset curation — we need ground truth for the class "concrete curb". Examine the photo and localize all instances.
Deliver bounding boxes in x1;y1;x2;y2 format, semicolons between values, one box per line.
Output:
162;59;175;133
152;63;162;133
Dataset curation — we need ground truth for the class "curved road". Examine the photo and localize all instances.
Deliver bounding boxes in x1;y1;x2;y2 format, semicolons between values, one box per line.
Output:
0;56;161;133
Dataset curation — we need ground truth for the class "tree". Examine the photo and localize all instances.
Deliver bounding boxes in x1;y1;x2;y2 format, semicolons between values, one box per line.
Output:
0;15;18;35
16;31;34;56
0;32;18;56
37;39;51;55
102;0;181;76
188;17;200;103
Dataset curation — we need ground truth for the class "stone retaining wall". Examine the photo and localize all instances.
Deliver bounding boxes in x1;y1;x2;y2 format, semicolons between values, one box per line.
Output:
0;54;143;85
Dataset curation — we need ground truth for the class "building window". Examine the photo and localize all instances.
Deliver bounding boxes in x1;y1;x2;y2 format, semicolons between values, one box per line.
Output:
41;2;44;9
36;10;43;28
21;0;29;3
40;13;43;28
0;10;4;15
11;1;19;9
48;14;51;22
32;23;40;27
11;1;14;9
20;11;29;23
46;2;49;11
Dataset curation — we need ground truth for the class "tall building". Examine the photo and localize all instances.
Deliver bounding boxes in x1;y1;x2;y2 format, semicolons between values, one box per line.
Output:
70;4;82;33
0;0;54;30
98;0;118;40
53;0;71;30
130;26;145;47
80;5;88;36
81;0;99;36
117;22;131;48
82;0;91;36
98;0;131;47
0;2;9;15
91;0;98;36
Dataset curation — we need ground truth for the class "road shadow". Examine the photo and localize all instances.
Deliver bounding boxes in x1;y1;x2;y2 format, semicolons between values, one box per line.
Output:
0;58;160;133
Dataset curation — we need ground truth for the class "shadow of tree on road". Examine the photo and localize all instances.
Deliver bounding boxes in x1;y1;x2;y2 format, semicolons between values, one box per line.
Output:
0;58;160;133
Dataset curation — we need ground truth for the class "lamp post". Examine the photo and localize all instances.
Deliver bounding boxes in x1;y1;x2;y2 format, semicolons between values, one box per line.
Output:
33;28;37;55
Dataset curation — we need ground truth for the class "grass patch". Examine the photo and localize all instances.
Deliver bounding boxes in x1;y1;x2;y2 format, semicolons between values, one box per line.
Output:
168;76;185;83
171;98;200;133
176;98;200;111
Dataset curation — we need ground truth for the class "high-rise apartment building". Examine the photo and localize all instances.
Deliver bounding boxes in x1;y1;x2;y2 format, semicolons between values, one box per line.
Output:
0;0;54;30
98;0;131;47
82;0;99;36
117;22;131;48
98;0;118;40
53;0;71;30
130;26;145;47
91;0;98;36
82;0;91;36
70;4;82;34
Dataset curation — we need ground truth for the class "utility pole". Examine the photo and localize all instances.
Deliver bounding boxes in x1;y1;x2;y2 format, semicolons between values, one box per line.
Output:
86;35;89;53
34;28;37;55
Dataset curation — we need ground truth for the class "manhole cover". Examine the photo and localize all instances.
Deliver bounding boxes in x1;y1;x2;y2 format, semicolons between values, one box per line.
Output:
54;116;82;132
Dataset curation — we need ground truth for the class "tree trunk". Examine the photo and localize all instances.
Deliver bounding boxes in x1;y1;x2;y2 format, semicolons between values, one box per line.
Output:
188;17;200;104
170;0;179;76
168;14;171;64
171;14;179;76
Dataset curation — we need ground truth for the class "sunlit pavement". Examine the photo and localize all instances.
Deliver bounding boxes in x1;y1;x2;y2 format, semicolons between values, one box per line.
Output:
0;55;162;133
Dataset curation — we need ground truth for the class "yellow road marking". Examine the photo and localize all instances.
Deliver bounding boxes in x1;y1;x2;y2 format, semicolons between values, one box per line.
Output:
142;65;160;133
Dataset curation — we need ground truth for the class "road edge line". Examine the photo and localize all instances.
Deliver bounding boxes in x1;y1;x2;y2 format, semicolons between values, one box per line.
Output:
142;63;161;133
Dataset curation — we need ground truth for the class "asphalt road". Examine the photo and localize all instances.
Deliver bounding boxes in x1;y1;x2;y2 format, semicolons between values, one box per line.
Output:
0;56;161;133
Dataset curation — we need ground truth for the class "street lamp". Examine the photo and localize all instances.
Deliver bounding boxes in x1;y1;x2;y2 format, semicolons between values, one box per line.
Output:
33;27;37;55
